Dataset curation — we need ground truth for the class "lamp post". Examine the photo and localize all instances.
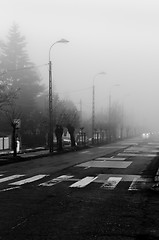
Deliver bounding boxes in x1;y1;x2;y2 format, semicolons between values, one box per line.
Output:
49;39;69;153
92;72;106;144
120;94;130;139
108;84;120;142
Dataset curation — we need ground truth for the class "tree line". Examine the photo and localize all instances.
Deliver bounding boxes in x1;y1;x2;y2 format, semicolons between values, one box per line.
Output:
0;24;80;151
0;24;139;154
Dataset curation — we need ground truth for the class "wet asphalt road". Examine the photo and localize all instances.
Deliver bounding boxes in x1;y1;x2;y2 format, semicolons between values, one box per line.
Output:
0;136;159;240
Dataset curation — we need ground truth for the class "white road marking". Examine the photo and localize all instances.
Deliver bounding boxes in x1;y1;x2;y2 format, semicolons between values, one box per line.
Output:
69;176;98;188
0;175;24;183
96;174;141;183
156;168;159;176
118;153;157;157
128;177;152;191
125;147;159;153
84;166;91;169
76;160;132;169
148;142;159;145
101;177;122;189
0;186;20;192
39;175;73;187
96;157;126;161
146;150;159;153
98;146;125;149
124;150;140;153
120;142;138;145
79;151;90;154
154;168;159;181
10;175;47;186
154;176;159;182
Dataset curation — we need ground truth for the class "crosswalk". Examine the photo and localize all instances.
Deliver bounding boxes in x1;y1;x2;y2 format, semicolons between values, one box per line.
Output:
0;140;157;193
0;172;152;192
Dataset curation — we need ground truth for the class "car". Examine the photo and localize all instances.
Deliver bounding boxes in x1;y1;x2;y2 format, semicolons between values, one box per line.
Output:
142;133;150;139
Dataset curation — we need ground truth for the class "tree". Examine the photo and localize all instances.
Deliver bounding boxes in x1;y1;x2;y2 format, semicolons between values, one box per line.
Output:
0;23;46;148
0;75;17;110
55;98;80;128
0;24;44;115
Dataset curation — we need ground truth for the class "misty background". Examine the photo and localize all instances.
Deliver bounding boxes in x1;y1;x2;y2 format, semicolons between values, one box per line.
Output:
1;0;159;132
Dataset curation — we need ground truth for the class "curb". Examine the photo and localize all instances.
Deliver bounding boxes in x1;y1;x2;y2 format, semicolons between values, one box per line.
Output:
0;145;91;166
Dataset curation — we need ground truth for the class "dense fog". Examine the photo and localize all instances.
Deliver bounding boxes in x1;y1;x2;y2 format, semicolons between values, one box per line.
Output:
1;0;159;133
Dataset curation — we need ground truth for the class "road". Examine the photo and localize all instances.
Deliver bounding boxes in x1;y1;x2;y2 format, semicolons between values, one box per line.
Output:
0;136;159;240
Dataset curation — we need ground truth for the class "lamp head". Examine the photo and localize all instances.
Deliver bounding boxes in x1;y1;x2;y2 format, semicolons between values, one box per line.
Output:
99;72;106;75
56;38;69;44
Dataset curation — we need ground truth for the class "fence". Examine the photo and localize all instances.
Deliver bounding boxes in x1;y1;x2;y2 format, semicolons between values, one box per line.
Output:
76;132;87;146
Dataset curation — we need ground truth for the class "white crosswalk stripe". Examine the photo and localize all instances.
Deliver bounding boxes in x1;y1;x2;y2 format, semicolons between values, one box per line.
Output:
0;175;24;183
9;174;47;186
101;177;122;190
0;172;152;192
128;176;152;191
39;175;74;186
69;176;98;188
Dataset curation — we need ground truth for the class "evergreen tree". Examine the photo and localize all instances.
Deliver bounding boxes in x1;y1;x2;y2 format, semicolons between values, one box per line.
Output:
0;24;46;148
0;23;44;115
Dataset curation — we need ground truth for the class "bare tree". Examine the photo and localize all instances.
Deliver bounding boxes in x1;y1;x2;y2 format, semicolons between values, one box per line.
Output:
4;104;22;157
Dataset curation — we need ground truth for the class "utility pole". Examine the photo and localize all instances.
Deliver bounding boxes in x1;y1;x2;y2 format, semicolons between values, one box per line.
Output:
80;99;82;124
92;84;95;144
48;39;69;153
49;60;53;152
92;72;106;144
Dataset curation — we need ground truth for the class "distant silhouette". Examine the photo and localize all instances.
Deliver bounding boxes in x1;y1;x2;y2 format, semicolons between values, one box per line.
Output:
67;124;76;148
55;124;63;151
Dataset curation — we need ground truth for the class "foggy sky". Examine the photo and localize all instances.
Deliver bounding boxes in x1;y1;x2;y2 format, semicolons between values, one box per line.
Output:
1;0;159;131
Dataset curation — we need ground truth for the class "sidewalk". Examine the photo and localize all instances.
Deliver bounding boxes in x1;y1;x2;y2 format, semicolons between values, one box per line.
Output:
0;144;90;166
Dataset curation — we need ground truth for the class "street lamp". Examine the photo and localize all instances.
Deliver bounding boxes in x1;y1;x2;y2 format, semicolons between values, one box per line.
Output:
120;94;130;139
49;38;69;153
108;84;120;142
92;72;106;144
